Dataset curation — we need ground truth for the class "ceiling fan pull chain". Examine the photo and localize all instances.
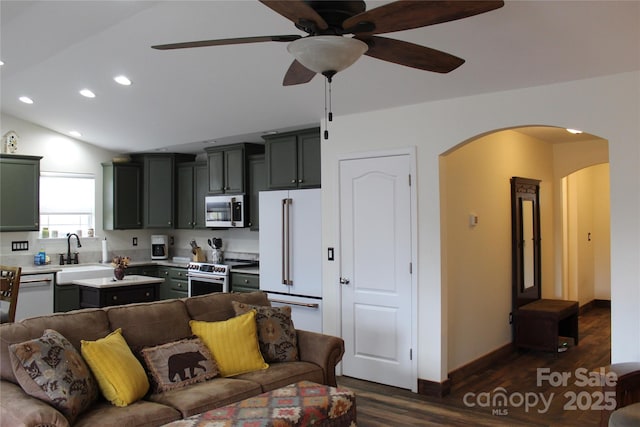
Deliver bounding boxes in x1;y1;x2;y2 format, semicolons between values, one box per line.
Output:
324;77;329;139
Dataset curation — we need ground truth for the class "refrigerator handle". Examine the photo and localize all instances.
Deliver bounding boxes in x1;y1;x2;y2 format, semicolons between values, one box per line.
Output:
282;198;293;285
281;198;286;284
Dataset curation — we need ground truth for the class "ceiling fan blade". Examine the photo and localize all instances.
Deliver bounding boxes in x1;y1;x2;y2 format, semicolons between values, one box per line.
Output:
359;36;464;73
152;35;301;50
283;60;317;86
259;0;328;31
344;1;504;35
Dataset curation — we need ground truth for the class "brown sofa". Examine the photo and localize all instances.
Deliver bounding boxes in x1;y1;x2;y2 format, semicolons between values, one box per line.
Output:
0;291;345;427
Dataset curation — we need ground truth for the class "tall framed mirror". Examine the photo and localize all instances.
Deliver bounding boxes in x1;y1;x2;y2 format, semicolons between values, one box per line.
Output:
511;177;541;309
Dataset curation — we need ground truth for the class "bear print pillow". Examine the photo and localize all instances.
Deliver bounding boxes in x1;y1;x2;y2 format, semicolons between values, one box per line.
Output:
140;337;218;393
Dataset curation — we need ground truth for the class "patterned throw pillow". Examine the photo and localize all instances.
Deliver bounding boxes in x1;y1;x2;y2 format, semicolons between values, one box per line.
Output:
141;337;219;393
8;329;98;424
231;302;299;363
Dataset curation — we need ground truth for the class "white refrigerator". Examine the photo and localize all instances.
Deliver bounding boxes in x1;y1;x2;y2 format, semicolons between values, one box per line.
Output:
259;188;322;332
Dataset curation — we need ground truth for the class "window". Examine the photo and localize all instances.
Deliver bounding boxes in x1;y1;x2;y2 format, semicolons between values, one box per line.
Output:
39;172;95;237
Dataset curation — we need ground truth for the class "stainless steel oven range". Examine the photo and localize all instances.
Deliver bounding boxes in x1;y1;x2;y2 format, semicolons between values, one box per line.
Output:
187;262;230;297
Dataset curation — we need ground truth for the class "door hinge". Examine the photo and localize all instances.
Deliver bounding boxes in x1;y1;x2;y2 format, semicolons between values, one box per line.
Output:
410;348;413;360
408;174;412;186
409;262;412;274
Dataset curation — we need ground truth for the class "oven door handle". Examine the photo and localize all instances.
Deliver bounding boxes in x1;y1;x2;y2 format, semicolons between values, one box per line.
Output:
187;274;226;282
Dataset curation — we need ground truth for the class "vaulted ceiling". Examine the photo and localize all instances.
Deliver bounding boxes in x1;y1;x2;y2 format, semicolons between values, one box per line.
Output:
1;1;638;154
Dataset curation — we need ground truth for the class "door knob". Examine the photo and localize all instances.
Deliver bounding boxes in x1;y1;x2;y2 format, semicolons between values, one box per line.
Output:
339;277;350;285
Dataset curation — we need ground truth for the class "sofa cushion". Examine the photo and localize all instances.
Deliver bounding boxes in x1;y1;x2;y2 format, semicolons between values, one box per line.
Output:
147;377;262;418
609;402;640;427
106;299;192;350
141;337;219;393
233;361;324;392
232;302;299;363
0;309;111;384
185;291;271;322
74;399;181;427
81;328;149;407
190;310;268;377
8;329;98;423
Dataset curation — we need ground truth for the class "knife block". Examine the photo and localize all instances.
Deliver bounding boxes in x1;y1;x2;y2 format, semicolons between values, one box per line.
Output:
192;247;206;262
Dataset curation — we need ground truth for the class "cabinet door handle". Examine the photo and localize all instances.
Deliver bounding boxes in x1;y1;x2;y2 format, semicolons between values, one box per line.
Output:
298;179;303;183
145;292;150;297
244;279;249;284
112;295;118;300
291;179;296;183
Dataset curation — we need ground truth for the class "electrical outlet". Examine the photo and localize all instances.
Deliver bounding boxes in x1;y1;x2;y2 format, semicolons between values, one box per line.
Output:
11;241;29;251
327;247;334;261
132;237;138;246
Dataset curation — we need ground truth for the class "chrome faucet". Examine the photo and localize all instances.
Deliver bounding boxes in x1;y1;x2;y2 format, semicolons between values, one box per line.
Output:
66;233;82;264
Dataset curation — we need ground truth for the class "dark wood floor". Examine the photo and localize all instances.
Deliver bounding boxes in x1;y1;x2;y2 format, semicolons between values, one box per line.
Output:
338;305;611;426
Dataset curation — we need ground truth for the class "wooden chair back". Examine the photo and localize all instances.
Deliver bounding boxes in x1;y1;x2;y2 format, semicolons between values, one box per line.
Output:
0;265;22;323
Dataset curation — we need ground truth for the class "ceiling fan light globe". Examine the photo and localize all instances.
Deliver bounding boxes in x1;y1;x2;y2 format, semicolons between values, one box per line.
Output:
287;36;368;75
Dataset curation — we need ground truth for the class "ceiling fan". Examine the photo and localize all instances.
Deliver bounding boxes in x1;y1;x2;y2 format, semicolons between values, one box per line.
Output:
152;0;505;86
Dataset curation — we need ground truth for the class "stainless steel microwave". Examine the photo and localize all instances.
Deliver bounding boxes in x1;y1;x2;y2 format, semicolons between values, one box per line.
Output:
205;194;245;228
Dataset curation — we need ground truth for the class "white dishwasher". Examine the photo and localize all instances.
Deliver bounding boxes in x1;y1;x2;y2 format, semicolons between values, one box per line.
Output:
15;273;54;321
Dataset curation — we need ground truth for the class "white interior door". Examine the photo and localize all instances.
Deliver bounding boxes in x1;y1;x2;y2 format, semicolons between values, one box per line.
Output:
339;153;414;390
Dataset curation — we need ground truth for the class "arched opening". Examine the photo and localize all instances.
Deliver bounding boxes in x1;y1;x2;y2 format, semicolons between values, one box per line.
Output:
440;125;609;372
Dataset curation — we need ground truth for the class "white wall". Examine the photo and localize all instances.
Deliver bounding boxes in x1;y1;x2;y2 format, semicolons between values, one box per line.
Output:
440;130;555;371
321;71;640;383
566;164;611;304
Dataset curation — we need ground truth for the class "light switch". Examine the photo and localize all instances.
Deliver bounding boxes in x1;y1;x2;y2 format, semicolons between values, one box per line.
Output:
469;214;479;227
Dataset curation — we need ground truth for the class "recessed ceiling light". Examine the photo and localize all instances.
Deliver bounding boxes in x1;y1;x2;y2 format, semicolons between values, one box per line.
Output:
19;96;34;104
69;130;82;138
79;89;96;98
113;75;131;86
566;128;583;134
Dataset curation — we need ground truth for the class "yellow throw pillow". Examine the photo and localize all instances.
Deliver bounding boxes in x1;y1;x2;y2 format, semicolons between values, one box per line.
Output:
81;328;149;407
190;310;269;377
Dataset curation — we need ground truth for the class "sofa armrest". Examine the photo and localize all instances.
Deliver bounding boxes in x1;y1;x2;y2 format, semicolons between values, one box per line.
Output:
0;380;70;427
296;330;345;387
599;362;640;427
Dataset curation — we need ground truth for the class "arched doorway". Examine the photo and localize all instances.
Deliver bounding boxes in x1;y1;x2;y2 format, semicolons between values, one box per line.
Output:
440;125;609;373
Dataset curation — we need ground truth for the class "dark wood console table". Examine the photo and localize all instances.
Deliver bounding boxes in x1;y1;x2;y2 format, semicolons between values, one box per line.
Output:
514;299;579;353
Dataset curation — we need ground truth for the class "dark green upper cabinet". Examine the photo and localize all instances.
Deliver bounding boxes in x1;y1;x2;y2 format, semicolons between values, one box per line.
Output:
141;154;175;228
205;144;264;195
131;153;195;229
177;162;208;229
264;127;321;189
248;154;266;230
103;162;142;230
0;154;42;231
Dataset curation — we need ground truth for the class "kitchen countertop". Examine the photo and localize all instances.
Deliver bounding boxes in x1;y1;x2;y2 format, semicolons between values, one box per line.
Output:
72;275;164;288
19;259;190;275
19;259;259;275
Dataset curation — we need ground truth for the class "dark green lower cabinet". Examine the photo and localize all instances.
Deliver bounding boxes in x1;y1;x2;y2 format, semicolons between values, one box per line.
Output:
166;267;188;299
54;285;79;312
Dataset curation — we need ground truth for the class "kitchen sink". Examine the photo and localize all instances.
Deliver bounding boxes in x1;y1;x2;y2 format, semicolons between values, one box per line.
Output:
56;264;113;284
